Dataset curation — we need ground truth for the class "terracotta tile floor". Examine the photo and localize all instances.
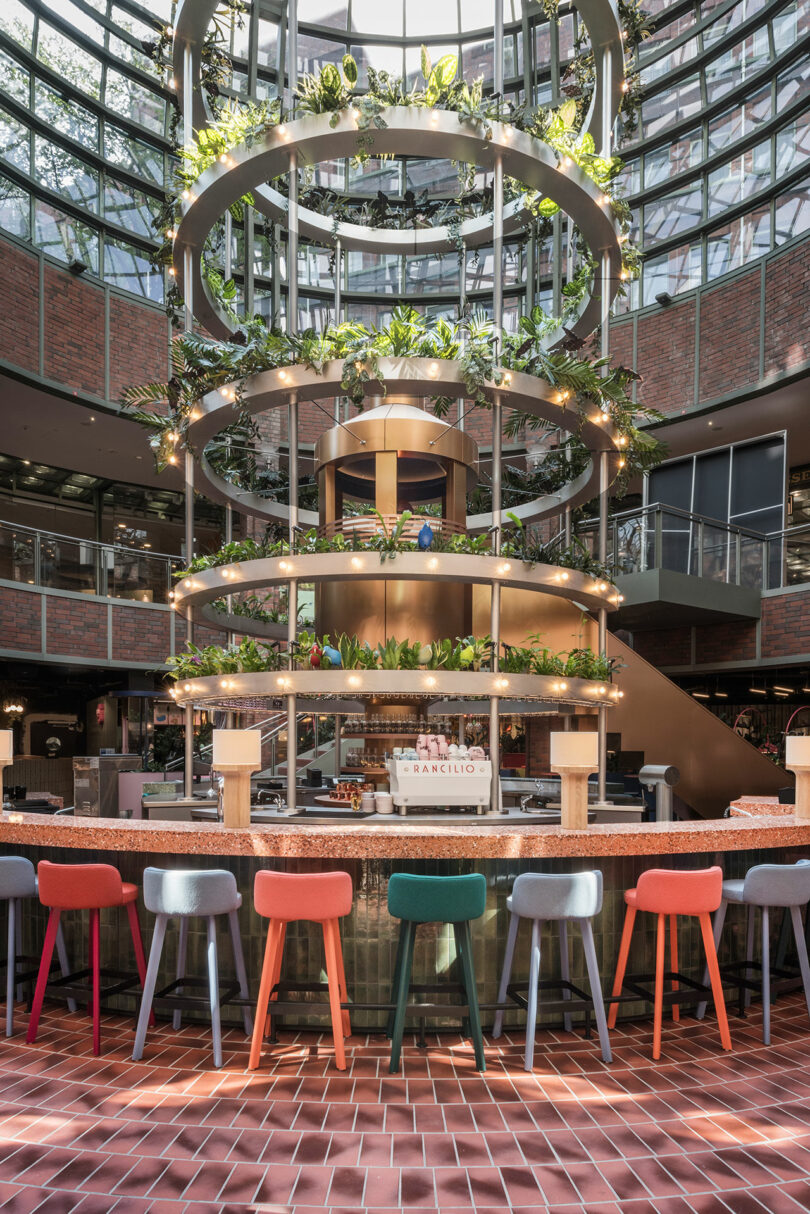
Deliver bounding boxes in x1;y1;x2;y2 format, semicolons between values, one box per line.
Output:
2;996;810;1212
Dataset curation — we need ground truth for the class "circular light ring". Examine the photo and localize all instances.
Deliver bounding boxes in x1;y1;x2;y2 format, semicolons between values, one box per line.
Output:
174;108;623;344
172;668;619;709
185;356;623;530
172;0;623;261
173;552;620;634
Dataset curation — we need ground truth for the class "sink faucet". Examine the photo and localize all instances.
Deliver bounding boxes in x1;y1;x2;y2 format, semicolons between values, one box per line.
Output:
257;790;285;809
520;794;536;813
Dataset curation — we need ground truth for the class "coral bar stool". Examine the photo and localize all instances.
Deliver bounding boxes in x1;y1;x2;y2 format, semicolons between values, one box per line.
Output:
1;856;75;1037
608;865;731;1059
249;870;352;1071
27;860;150;1055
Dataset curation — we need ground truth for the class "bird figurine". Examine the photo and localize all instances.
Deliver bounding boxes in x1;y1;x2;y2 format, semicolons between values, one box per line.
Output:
322;645;342;668
417;522;434;550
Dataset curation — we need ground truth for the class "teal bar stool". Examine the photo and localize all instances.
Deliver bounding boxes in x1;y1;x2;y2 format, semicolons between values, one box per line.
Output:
386;872;487;1074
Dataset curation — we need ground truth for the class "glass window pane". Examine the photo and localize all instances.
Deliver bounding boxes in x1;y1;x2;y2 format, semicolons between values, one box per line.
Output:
643;182;702;245
34;137;99;211
644;130;702;187
694;450;730;521
104;179;161;237
776;113;810;176
642;244;701;305
777;54;810;110
731;438;784;516
34;199;99;272
0;106;30;172
105;237;163;300
774;176;810;243
34;81;99;147
105;69;166;135
0;48;29;104
37;22;102;99
642;74;701;138
0;174;30;238
0;0;35;50
104;125;165;185
298;0;348;27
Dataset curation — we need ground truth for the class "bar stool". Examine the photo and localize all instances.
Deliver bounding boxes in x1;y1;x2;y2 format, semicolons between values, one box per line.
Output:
249;870;352;1072
697;862;810;1044
27;860;150;1055
133;868;253;1068
387;872;487;1074
1;856;75;1037
492;871;612;1069
608;865;731;1059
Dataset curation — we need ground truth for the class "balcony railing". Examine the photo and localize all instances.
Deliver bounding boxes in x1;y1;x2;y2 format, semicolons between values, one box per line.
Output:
578;504;810;592
0;520;180;605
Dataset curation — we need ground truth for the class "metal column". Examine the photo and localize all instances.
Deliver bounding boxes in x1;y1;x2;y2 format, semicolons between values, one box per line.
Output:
596;42;613;804
489;0;504;815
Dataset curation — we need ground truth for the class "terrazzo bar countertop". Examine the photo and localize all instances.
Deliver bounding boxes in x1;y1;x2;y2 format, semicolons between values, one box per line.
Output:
729;795;795;817
2;808;810;858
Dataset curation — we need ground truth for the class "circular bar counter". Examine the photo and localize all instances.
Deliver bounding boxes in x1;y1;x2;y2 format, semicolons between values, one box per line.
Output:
3;809;809;1031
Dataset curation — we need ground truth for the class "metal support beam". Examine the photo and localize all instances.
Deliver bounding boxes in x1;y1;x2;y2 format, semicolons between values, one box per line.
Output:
597;243;611;805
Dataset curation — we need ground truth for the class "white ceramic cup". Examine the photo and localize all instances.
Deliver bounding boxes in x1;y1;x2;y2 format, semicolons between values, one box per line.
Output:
375;793;394;814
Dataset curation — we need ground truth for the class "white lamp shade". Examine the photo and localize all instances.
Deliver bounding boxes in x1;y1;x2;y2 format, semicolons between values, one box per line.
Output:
0;730;12;762
786;735;810;770
550;731;598;772
212;729;262;770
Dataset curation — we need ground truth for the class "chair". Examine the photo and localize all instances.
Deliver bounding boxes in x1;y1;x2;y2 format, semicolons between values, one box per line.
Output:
1;856;75;1037
608;866;731;1059
27;860;150;1055
249;870;352;1071
133;868;253;1068
386;872;487;1074
697;862;810;1044
492;870;612;1069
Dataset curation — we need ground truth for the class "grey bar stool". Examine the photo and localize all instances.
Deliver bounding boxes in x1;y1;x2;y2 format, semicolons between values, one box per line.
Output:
132;867;253;1068
492;870;612;1069
697;863;810;1044
1;856;75;1036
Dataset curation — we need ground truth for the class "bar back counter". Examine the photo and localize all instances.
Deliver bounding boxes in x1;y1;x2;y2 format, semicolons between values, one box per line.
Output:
3;807;809;1032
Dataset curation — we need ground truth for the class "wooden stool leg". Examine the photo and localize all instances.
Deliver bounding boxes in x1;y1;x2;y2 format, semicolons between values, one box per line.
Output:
699;912;732;1052
389;920;416;1074
457;920;485;1073
206;916;223;1068
267;922;286;1040
132;914;167;1061
608;906;636;1029
669;914;680;1022
761;905;771;1046
127;901;154;1028
580;917;612;1064
697;899;727;1020
26;908;59;1044
492;910;520;1039
331;920;351;1038
322;919;347;1071
54;920;77;1015
249;920;282;1070
652;913;665;1060
173;916;188;1032
90;909;101;1056
6;896;16;1038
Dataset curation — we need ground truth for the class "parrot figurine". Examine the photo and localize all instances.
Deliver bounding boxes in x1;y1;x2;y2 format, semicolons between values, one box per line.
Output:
417;522;434;550
322;645;342;668
309;644;322;668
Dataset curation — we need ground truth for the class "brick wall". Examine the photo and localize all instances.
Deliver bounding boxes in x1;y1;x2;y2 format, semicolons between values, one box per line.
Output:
111;605;172;664
764;242;810;380
1;241;38;373
698;272;761;402
46;597;107;658
632;626;692;667
0;587;41;652
108;295;170;403
694;620;757;665
761;589;810;659
635;297;696;418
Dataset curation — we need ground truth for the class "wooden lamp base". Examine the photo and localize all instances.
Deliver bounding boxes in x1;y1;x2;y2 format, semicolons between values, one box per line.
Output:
792;769;810;820
558;769;592;831
218;767;254;828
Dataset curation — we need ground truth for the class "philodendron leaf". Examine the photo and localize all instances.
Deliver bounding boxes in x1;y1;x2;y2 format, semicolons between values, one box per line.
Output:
427;53;458;103
558;98;577;130
421;44;432;81
342;53;358;86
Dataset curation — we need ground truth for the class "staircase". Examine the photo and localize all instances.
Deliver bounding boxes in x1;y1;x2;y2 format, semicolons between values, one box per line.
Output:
607;633;785;817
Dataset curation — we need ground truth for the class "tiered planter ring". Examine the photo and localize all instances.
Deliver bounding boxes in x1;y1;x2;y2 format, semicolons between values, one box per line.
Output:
173;552;621;637
173;108;624;344
171;0;624;275
185;357;625;531
170;670;620;712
